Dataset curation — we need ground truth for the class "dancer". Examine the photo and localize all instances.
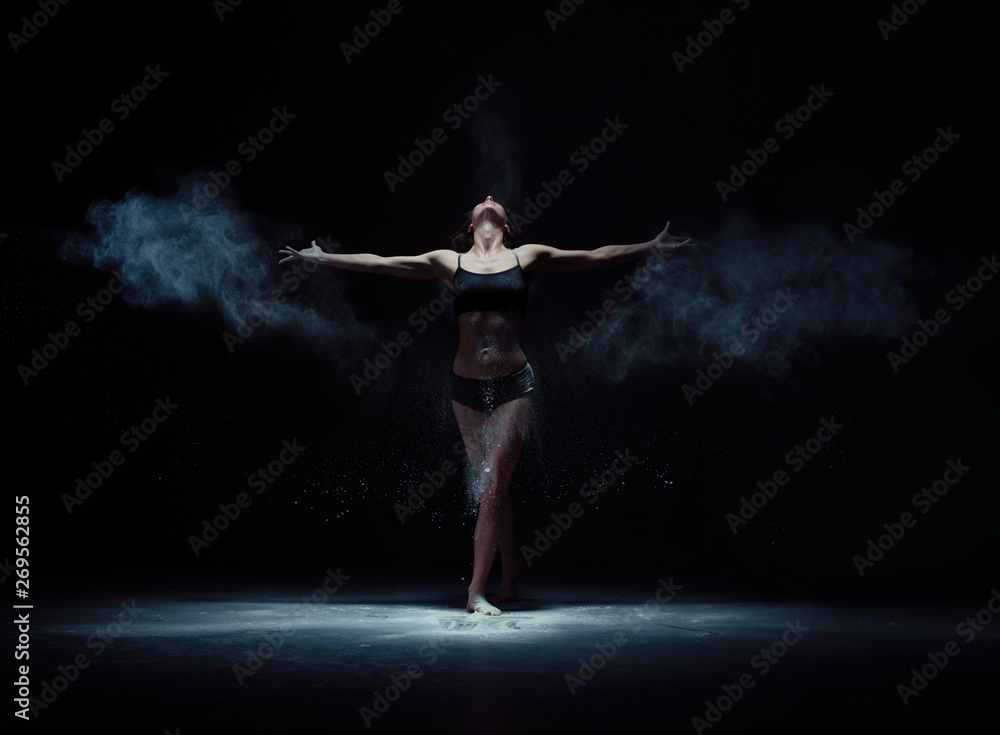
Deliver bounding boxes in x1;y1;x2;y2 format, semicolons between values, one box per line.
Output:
278;196;689;615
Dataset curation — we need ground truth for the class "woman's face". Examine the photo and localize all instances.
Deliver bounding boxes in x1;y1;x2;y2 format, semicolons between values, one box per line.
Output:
471;195;507;228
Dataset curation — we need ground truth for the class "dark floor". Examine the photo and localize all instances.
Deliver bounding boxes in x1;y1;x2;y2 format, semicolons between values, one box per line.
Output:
22;570;1000;734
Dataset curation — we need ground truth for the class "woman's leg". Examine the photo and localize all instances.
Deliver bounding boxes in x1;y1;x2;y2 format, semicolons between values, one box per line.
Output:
453;395;531;614
495;492;519;603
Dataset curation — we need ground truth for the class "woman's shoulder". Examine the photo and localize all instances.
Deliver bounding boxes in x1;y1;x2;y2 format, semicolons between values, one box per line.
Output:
514;243;551;254
511;243;552;269
422;249;460;264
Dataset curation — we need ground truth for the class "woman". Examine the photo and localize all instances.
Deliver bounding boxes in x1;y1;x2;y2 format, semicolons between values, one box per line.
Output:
278;196;689;615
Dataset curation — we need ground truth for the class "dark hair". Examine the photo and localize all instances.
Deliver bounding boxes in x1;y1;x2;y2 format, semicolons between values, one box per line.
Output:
449;205;518;252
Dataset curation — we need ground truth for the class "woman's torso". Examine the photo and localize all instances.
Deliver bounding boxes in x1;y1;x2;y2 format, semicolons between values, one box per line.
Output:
445;248;529;379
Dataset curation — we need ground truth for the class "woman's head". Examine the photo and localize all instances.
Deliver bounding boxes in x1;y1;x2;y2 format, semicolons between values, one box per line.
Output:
450;195;516;252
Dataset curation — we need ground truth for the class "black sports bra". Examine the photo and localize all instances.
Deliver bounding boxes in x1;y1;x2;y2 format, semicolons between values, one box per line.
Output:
452;249;528;317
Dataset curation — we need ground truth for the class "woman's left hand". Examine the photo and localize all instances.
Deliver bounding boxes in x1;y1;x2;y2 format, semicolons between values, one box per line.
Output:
654;222;691;251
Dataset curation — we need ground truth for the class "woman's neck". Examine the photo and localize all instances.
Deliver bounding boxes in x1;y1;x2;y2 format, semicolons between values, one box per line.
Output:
470;225;507;257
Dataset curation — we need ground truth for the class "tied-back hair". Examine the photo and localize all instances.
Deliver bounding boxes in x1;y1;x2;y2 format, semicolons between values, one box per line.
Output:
449;205;518;253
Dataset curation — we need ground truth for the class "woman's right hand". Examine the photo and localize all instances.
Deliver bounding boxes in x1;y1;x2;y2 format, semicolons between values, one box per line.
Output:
278;240;326;265
653;222;691;251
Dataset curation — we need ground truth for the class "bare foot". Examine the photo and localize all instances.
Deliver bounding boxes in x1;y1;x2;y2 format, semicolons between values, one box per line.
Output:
467;592;501;615
494;579;518;604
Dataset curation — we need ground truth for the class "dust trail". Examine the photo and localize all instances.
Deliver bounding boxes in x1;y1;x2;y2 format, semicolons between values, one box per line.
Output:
469;112;523;211
60;176;373;365
579;217;919;378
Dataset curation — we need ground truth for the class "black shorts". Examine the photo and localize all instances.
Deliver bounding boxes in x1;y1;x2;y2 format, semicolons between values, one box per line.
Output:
451;363;535;414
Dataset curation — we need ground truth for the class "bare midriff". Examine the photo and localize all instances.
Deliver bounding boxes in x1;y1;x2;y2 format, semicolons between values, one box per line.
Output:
453;310;526;379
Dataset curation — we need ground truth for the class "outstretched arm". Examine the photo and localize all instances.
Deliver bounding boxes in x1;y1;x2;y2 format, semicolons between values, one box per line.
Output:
519;222;690;273
278;241;453;280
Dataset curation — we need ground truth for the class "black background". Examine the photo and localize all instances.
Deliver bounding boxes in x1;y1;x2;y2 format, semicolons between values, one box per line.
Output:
6;0;998;593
